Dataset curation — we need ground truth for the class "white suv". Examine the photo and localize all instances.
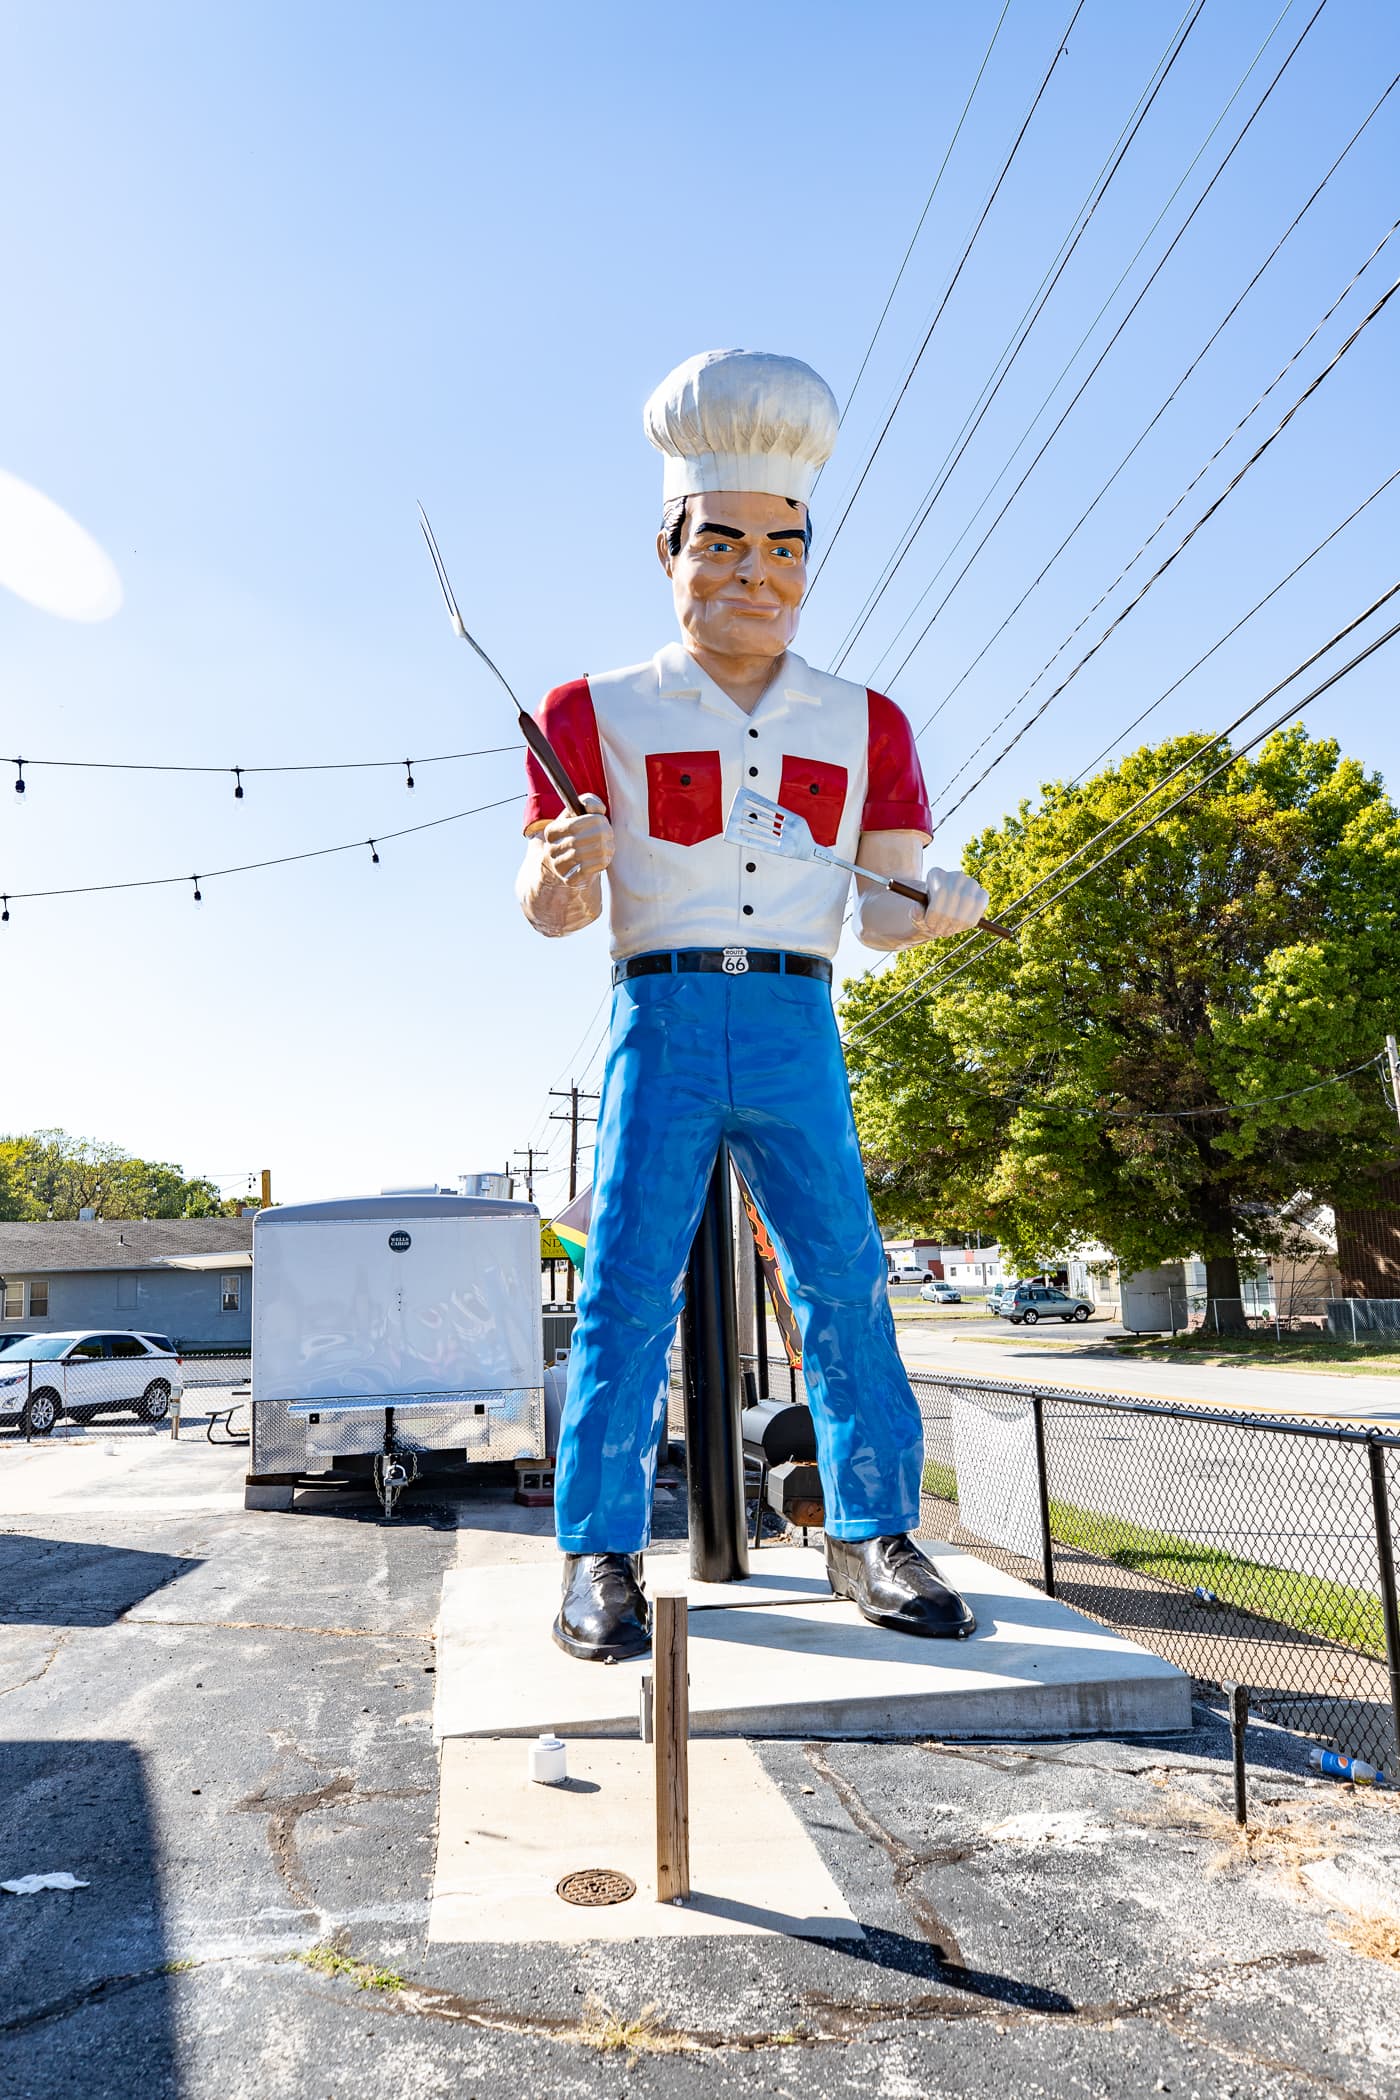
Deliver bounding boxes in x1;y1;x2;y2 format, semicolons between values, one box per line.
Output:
0;1331;184;1436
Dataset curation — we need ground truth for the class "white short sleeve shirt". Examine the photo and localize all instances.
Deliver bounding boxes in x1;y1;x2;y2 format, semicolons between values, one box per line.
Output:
524;643;932;962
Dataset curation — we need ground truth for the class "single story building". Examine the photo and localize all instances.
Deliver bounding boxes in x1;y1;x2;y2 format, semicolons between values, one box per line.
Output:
0;1218;254;1349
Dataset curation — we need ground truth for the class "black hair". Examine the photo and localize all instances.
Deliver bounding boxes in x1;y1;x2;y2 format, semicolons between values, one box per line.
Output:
661;494;812;558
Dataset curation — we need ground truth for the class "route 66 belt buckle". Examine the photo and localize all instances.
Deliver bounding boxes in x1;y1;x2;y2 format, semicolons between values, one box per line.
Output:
721;947;749;975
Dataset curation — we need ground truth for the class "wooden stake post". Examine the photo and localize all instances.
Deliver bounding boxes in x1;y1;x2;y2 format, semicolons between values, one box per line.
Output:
653;1593;690;1902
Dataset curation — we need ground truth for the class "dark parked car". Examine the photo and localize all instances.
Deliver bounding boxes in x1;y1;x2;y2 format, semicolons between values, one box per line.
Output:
1004;1285;1092;1325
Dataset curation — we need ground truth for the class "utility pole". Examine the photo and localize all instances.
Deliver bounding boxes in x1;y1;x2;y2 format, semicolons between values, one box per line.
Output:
1387;1034;1400;1134
513;1146;546;1205
260;1168;272;1210
550;1084;600;1303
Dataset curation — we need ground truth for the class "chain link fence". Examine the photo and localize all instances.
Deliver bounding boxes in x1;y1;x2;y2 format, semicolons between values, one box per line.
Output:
0;1345;249;1440
1127;1292;1400;1337
910;1368;1400;1775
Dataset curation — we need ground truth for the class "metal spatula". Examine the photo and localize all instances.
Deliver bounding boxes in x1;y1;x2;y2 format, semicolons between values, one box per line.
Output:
724;788;1013;941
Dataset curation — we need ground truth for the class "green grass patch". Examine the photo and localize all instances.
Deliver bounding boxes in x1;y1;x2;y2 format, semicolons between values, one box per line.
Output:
1113;1332;1400;1376
920;1460;1383;1654
922;1459;958;1502
296;1946;404;1992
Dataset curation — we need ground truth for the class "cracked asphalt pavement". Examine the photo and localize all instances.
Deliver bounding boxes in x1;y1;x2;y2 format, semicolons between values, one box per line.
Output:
3;1440;1400;2098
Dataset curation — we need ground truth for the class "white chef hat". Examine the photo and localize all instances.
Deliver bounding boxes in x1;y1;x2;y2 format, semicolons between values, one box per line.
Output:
643;349;838;506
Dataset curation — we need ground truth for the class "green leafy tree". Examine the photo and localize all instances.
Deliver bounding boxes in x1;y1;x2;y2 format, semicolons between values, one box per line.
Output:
841;729;1400;1326
0;1131;229;1219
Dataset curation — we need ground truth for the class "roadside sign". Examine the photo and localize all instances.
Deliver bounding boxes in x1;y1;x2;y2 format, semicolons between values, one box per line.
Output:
540;1223;568;1262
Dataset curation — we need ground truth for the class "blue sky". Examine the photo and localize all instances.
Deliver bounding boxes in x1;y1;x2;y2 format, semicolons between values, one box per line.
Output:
3;0;1396;1209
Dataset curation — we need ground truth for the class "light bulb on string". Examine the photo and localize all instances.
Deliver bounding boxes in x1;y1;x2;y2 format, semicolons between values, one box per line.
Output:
191;876;202;904
233;768;244;800
13;761;24;796
368;839;380;864
404;760;415;790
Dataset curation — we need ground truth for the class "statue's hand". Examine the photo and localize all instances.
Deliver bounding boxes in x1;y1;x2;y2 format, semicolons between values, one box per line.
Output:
918;868;989;939
540;794;614;886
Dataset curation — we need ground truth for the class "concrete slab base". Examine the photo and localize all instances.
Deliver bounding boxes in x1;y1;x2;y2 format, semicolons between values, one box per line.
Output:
429;1737;862;1942
434;1544;1191;1741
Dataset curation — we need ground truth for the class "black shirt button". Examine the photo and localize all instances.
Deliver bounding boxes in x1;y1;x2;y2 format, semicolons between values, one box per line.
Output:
809;783;819;795
680;773;691;786
748;727;758;738
742;905;754;916
745;862;756;873
748;766;758;777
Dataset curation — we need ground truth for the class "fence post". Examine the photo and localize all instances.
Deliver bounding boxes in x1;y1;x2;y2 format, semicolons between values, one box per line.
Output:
1030;1391;1056;1598
1366;1439;1400;1777
1351;1299;1358;1346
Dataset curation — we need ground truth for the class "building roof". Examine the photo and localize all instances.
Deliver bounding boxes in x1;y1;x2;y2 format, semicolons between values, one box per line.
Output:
0;1217;255;1274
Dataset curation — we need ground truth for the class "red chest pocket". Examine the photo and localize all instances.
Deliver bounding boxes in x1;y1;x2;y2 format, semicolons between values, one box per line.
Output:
645;750;723;847
779;755;848;848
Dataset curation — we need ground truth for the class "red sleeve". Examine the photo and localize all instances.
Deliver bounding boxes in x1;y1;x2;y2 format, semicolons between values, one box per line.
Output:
522;678;609;830
862;689;932;835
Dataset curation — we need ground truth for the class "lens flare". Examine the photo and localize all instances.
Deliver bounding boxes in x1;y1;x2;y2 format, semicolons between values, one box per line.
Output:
0;468;123;622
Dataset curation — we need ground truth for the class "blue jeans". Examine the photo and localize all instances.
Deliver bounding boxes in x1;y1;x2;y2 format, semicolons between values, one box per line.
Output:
554;967;923;1552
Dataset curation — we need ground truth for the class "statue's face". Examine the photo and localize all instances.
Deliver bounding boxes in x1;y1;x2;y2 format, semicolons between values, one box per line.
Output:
658;490;807;662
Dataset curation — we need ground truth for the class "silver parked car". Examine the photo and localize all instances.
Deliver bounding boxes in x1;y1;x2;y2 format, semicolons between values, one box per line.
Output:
0;1330;184;1435
1003;1285;1092;1325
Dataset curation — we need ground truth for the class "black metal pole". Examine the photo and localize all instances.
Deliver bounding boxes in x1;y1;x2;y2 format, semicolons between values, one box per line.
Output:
1367;1439;1400;1776
1223;1680;1250;1825
681;1146;750;1584
1030;1391;1056;1598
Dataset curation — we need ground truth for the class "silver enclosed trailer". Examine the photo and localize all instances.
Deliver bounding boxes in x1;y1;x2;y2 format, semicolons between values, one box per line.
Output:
246;1192;545;1514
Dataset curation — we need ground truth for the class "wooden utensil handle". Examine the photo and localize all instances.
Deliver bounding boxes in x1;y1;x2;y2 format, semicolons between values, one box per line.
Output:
519;709;586;817
888;875;1015;944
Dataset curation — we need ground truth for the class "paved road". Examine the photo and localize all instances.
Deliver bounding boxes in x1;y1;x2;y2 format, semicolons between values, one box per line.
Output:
896;1321;1400;1425
3;1436;1398;2097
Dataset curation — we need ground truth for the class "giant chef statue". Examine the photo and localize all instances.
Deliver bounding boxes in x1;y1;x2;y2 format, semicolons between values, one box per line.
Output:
518;349;990;1662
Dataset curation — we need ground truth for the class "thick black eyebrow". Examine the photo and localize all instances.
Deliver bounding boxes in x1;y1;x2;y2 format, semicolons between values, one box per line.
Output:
692;521;746;539
766;528;807;542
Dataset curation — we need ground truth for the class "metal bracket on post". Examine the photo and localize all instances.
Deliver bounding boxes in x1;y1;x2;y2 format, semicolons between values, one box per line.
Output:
681;1145;750;1585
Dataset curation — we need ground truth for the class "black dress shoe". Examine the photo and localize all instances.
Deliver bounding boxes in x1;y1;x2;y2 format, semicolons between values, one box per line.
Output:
552;1553;651;1662
826;1533;976;1638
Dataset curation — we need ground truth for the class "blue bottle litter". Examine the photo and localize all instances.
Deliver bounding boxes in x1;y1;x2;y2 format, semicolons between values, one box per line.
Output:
1310;1746;1385;1785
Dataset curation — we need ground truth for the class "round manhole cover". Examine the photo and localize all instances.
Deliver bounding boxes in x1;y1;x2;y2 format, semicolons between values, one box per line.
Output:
557;1867;637;1907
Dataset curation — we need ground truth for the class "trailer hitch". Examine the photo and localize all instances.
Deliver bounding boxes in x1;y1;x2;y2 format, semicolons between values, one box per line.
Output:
374;1408;419;1520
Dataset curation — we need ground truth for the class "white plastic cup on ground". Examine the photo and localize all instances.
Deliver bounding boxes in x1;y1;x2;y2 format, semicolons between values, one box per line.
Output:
528;1733;568;1785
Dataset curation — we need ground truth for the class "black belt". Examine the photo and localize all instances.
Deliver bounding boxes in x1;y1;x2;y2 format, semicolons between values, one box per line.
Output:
612;947;833;986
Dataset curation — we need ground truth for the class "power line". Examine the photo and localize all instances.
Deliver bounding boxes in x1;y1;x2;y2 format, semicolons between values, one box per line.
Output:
1070;466;1400;782
874;0;1335;702
826;0;1215;658
924;216;1398;812
805;0;1086;595
862;67;1397;709
923;264;1400;827
1042;1054;1388;1121
0;791;524;911
845;602;1400;1046
832;0;1013;440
